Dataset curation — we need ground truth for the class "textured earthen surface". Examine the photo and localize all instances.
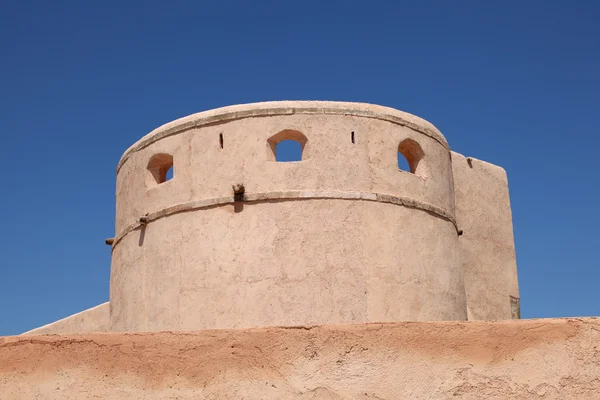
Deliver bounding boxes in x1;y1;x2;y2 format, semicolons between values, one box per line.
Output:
3;318;599;399
452;152;520;320
110;101;465;331
24;101;521;334
111;200;465;332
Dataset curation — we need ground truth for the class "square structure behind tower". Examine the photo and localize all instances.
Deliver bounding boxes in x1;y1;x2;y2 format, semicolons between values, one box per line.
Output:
452;151;520;320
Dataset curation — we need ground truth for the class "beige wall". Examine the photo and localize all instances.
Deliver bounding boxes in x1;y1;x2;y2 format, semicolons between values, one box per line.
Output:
23;101;521;334
452;152;520;320
110;102;466;331
114;104;454;235
111;200;464;332
3;318;599;399
23;302;109;334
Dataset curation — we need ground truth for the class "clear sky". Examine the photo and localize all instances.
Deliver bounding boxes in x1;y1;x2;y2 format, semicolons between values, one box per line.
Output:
1;1;599;335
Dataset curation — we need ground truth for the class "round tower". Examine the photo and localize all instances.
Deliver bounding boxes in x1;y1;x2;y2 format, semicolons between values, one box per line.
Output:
109;101;467;332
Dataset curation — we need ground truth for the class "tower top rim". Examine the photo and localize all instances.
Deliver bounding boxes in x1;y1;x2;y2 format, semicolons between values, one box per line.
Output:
117;101;447;173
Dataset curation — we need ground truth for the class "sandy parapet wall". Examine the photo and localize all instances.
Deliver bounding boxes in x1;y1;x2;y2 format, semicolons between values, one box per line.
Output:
23;302;109;334
1;318;599;399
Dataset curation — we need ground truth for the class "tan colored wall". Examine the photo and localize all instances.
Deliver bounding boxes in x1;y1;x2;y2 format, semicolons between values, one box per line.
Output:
452;152;520;320
114;102;454;234
111;200;463;332
22;102;522;334
23;302;109;334
3;318;599;399
110;101;466;331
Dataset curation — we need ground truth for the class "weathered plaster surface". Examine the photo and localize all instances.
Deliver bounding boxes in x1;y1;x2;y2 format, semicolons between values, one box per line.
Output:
112;190;458;247
452;152;520;320
116;101;449;173
111;199;465;332
3;318;599;399
111;101;465;331
23;302;109;334
114;106;454;234
24;101;521;333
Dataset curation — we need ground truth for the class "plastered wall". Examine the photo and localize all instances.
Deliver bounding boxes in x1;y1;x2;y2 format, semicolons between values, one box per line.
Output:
4;318;599;399
452;152;520;320
109;102;466;331
23;101;521;334
23;302;109;335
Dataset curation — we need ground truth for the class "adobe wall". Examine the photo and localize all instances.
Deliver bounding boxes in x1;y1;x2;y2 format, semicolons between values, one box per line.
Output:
3;318;599;399
452;152;520;319
23;302;109;335
20;101;522;335
109;101;466;332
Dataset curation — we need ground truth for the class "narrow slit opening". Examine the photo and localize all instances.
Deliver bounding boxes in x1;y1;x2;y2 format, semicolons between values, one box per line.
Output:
219;133;224;149
351;131;355;144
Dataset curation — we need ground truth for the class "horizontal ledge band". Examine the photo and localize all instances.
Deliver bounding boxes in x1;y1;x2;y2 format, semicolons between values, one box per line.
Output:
117;103;448;173
112;190;458;249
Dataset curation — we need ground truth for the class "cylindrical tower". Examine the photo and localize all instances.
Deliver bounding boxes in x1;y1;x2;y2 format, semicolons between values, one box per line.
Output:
109;101;466;332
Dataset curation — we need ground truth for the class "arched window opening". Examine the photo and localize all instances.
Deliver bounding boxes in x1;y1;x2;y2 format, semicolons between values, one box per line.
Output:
397;139;425;176
276;140;302;162
147;153;174;184
267;130;308;162
398;152;411;172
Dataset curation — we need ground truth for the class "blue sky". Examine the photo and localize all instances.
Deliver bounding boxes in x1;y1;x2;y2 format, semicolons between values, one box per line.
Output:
1;1;599;335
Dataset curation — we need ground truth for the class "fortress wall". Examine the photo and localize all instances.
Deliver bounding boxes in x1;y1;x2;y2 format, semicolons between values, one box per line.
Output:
452;152;520;320
4;318;599;399
114;110;455;234
110;102;465;331
18;102;523;336
23;302;109;334
110;200;464;332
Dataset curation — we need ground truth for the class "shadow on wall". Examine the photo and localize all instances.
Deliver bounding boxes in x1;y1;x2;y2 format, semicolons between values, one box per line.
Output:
138;225;146;246
398;138;427;177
